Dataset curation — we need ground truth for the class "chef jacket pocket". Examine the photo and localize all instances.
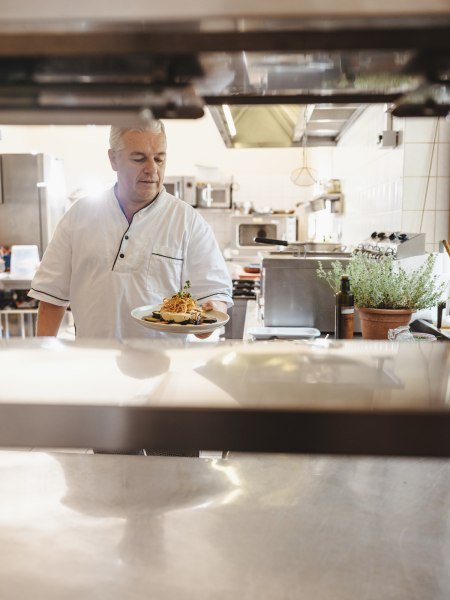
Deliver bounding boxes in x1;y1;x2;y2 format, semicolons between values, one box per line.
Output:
147;246;184;294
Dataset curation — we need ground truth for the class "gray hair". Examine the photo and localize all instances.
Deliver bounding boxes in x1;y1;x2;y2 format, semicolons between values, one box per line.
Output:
109;120;166;151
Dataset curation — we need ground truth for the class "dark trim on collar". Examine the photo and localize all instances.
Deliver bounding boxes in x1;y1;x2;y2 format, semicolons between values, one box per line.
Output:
113;183;163;219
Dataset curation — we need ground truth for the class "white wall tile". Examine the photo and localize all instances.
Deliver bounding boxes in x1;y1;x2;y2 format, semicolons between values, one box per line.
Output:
329;111;450;247
436;177;450;210
437;143;450;177
419;210;436;243
439;119;450;143
402;177;436;210
403;143;438;177
403;118;438;143
401;210;434;241
434;211;449;243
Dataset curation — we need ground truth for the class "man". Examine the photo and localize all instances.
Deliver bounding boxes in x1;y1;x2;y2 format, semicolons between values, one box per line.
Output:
28;120;233;339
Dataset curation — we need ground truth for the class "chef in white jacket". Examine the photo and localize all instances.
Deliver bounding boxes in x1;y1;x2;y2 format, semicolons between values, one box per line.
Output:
29;120;233;339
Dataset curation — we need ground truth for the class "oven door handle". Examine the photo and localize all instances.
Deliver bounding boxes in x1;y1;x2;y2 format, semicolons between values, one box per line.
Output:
201;184;213;207
253;237;288;246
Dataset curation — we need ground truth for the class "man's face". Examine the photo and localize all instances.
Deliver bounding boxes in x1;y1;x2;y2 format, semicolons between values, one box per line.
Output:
108;129;167;207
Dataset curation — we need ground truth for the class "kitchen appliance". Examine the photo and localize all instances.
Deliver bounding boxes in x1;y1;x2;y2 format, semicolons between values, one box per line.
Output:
224;278;260;339
261;252;362;333
0;153;66;258
196;182;232;209
229;215;297;260
163;176;196;206
356;231;426;259
261;232;427;332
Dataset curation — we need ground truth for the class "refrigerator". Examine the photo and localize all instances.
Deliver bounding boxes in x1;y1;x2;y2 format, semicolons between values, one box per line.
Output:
0;153;66;259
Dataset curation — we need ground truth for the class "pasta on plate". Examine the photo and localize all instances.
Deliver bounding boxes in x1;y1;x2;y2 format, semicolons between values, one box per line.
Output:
142;281;217;326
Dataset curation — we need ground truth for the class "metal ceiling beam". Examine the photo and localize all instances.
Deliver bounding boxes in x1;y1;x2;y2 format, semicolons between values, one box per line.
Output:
0;27;448;55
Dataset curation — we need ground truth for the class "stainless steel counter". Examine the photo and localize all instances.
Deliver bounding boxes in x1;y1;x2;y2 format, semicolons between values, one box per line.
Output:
0;450;449;600
1;336;450;456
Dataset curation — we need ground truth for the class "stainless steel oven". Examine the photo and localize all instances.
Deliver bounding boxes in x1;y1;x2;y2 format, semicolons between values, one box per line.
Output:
262;253;362;333
229;215;297;258
164;176;196;206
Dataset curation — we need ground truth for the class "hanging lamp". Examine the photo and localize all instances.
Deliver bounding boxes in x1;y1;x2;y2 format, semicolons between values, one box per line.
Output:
290;118;317;187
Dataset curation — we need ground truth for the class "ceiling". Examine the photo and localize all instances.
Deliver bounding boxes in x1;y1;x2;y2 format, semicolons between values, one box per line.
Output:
0;2;447;135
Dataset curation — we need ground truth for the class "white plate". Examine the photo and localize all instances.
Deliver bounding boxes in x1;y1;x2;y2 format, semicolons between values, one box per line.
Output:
247;326;321;340
131;304;229;334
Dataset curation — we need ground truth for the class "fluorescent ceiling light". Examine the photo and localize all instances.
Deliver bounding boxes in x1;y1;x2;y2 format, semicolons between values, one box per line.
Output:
222;104;236;137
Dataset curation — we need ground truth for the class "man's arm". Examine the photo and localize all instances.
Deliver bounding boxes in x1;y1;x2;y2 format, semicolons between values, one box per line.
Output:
36;301;67;337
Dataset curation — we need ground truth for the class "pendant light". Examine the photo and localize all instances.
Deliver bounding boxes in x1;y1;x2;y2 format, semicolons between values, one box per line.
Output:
290;118;317;187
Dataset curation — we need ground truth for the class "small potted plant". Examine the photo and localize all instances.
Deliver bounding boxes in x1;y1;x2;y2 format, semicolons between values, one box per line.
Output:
317;253;446;339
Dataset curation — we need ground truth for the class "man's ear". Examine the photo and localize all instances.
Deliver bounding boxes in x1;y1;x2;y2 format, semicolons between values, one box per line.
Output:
108;149;118;172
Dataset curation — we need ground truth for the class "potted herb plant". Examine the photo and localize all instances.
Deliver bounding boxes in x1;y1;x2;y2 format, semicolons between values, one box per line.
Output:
316;253;446;339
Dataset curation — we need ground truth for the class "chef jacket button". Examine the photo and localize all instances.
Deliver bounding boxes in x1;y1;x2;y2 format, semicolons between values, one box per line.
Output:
125;235;129;240
120;253;125;258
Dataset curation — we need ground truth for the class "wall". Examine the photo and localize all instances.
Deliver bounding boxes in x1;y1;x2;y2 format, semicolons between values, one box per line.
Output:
0;111;328;211
0;107;448;253
402;117;450;253
331;105;450;252
0;110;331;252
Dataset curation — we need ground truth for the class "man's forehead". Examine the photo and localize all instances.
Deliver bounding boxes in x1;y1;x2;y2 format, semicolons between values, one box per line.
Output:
129;149;166;156
122;130;166;152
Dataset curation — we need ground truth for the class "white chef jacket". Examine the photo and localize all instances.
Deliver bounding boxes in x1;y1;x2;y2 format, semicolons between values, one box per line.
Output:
29;186;233;339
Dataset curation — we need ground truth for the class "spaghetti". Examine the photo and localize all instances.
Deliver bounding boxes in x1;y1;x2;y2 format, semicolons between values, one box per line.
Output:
161;294;198;314
142;281;218;326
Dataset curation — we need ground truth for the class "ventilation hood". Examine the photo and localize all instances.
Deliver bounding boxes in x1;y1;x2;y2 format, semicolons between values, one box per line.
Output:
208;104;366;148
0;1;448;139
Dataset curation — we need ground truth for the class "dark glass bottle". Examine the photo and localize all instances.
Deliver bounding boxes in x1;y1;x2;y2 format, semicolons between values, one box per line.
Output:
335;274;354;339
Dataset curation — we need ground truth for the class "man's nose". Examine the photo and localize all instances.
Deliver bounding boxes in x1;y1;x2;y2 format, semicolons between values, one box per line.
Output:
143;158;157;173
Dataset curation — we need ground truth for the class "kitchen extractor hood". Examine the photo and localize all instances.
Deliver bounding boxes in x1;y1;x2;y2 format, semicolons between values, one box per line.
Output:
0;2;447;128
208;103;366;148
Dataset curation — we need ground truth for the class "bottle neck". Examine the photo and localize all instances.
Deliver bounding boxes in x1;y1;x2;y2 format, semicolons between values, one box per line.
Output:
340;278;350;293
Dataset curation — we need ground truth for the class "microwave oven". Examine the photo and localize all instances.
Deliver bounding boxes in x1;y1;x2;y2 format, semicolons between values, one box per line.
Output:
196;182;231;209
164;176;196;206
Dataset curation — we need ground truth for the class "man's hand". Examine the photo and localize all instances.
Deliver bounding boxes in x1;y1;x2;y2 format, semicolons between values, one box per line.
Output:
194;300;227;340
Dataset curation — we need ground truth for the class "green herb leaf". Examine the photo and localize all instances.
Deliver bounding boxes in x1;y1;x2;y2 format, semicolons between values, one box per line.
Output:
317;253;445;310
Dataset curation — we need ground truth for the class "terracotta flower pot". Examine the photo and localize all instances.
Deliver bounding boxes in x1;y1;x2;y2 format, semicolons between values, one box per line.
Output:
357;307;414;340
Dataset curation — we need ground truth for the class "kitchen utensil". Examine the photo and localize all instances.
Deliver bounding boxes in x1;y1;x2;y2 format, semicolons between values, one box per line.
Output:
254;237;350;255
243;264;261;274
412;332;437;341
247;326;320;340
10;245;40;279
442;239;450;258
